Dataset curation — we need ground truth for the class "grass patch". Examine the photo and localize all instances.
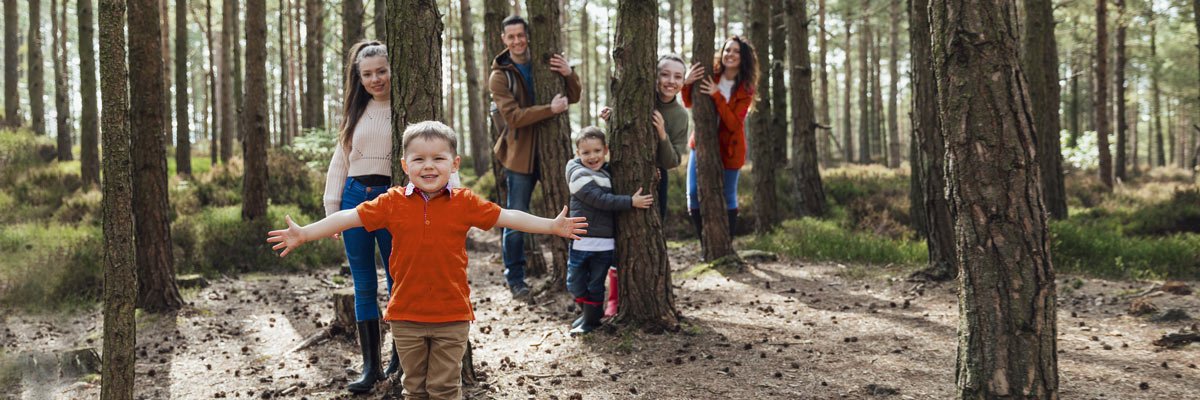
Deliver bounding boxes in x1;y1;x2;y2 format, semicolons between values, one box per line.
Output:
172;204;344;277
746;218;927;267
1051;218;1200;280
674;256;744;280
167;154;214;176
0;223;103;311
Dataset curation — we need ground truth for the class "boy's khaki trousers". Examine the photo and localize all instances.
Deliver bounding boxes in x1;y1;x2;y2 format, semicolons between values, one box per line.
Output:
389;321;471;400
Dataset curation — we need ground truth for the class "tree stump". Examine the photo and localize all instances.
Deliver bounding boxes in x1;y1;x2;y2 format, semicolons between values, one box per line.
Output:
332;288;356;338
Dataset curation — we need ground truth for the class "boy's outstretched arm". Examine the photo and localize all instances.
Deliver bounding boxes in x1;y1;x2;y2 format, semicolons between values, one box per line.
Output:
266;210;364;257
496;206;588;240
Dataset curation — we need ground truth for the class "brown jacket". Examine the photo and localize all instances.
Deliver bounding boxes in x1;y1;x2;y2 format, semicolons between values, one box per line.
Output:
489;49;583;175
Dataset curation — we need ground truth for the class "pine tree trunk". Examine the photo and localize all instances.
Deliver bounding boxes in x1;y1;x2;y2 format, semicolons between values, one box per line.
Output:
3;0;17;128
770;0;787;168
207;0;219;165
1131;94;1139;172
668;0;676;53
1115;0;1127;181
873;29;885;163
175;0;191;175
387;0;442;173
1022;0;1067;219
842;21;853;163
1068;58;1081;148
231;0;242;141
375;0;385;38
690;0;734;260
160;0;171;143
219;0;235;163
130;0;183;313
1150;16;1164;167
931;0;1060;397
1095;0;1113;189
343;0;364;69
98;1;137;396
289;0;302;139
579;5;591;127
817;0;830;166
242;0;267;220
786;0;826;217
747;0;776;233
908;0;955;282
525;0;572;288
608;0;676;332
303;0;324;129
886;0;900;169
459;0;489;177
52;0;71;160
857;14;870;164
278;0;289;146
80;0;101;186
1194;0;1200;175
484;0;508;204
29;0;46;135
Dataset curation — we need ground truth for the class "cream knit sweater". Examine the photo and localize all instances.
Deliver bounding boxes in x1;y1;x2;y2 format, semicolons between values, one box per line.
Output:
324;99;393;216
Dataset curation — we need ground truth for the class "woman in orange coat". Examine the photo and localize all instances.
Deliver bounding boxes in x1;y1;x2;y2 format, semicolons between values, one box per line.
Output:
682;35;759;238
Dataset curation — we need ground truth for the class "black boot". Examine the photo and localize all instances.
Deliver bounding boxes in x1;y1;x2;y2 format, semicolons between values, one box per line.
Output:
569;303;602;336
688;210;704;240
383;342;401;377
347;320;383;393
727;209;739;237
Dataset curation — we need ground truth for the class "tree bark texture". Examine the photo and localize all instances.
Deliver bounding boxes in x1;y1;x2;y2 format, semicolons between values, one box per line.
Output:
484;0;508;205
159;0;171;143
231;0;242;141
843;21;853;163
817;0;831;165
1095;0;1113;189
871;27;884;162
175;0;191;175
908;0;955;281
219;0;235;163
459;0;489;177
1193;0;1200;175
857;15;870;164
770;0;787;168
303;0;324;130
690;0;735;260
206;0;219;165
1021;0;1066;219
80;0;101;186
387;0;442;173
930;1;1060;397
343;0;364;68
52;0;71;160
1115;0;1127;181
786;0;826;217
30;0;46;135
1150;17;1164;167
1068;59;1080;148
99;0;136;397
375;0;386;38
130;0;184;312
3;0;17;127
747;0;777;233
525;0;572;287
609;0;676;332
242;0;268;220
886;0;900;168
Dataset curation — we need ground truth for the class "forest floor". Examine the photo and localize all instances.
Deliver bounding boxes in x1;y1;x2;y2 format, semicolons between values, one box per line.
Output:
3;229;1199;400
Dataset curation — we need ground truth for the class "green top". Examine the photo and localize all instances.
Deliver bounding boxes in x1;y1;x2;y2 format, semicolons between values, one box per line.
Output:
655;95;689;170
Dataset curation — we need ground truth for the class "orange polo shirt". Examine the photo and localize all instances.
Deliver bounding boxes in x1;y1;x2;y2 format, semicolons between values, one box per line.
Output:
357;184;501;323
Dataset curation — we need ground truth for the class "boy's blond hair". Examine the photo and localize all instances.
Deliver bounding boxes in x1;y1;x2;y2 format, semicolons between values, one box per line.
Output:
402;121;459;156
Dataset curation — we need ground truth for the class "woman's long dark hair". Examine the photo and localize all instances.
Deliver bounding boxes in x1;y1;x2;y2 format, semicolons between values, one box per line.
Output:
712;35;759;96
339;40;387;153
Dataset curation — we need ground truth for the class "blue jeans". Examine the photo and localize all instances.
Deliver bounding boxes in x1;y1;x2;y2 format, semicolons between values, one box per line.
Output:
501;168;536;288
686;150;740;210
340;177;394;321
566;248;613;304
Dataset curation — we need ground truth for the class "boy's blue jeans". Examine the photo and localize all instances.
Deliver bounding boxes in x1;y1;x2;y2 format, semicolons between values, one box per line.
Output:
686;150;740;210
340;177;394;321
501;169;536;289
566;248;613;304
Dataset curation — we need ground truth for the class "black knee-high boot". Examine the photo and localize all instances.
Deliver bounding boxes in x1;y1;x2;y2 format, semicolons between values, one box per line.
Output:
347;320;383;393
727;209;739;237
383;342;401;376
688;209;704;240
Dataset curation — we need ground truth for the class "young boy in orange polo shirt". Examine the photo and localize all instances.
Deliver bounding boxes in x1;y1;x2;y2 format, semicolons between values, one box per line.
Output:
267;121;587;399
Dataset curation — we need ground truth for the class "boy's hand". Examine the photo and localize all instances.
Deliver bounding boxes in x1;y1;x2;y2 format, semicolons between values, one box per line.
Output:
266;215;306;257
631;187;653;209
552;206;589;240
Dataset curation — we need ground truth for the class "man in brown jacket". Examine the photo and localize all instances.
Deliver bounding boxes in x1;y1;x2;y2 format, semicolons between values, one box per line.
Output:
490;15;582;299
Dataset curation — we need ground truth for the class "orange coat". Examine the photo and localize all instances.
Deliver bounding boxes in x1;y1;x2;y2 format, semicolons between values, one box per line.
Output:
682;75;754;169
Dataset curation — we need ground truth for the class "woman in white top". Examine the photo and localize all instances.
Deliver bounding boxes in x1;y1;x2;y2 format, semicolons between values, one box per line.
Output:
323;40;398;393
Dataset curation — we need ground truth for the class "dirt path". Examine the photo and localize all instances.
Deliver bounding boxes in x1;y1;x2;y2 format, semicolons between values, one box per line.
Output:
2;229;1197;399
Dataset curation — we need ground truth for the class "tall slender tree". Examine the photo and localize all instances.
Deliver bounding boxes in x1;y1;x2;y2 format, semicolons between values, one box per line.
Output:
80;0;101;186
278;0;289;146
857;14;870;164
130;0;184;312
344;0;364;68
3;0;17;128
908;0;955;281
1115;0;1128;181
843;20;853;163
817;0;831;165
207;0;220;165
375;0;385;38
1095;0;1113;189
484;0;508;205
786;0;826;217
160;0;171;142
1022;0;1067;219
242;0;267;220
931;0;1060;397
526;0;573;287
231;0;242;141
608;0;676;332
691;0;735;260
303;0;324;130
770;0;787;168
29;0;46;136
219;0;235;163
886;0;900;168
98;1;136;396
460;0;489;177
747;0;777;232
52;0;71;160
579;2;591;126
871;27;884;162
176;0;191;175
1150;11;1164;167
